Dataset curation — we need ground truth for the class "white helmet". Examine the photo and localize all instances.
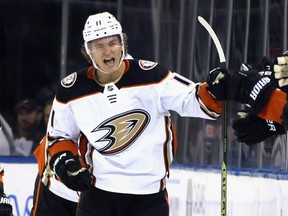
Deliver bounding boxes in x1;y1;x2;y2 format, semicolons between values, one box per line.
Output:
82;12;125;72
83;12;123;43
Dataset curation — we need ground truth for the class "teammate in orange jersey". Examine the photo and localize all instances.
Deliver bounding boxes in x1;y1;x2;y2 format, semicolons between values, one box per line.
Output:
44;11;228;216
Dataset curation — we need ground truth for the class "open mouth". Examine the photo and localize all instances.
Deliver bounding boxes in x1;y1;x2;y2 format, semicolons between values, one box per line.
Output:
104;58;115;66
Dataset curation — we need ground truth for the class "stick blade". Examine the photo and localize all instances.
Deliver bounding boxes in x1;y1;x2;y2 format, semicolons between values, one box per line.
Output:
197;16;226;64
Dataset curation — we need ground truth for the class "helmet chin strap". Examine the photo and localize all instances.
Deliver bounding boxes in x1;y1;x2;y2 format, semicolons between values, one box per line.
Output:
92;54;124;75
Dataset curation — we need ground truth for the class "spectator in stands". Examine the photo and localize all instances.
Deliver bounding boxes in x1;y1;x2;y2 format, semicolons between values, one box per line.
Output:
203;120;220;164
12;98;45;156
0;114;14;156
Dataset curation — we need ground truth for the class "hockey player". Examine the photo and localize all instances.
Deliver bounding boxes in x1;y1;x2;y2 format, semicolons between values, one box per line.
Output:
31;34;134;216
45;11;229;216
0;164;13;216
231;55;288;145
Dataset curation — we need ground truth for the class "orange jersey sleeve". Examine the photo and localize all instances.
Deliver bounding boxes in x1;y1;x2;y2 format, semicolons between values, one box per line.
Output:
197;83;223;116
258;89;287;124
33;136;47;175
34;135;79;174
48;139;79;157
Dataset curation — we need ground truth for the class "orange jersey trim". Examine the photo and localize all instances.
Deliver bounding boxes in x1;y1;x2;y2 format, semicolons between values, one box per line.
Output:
258;89;287;124
198;83;223;114
87;66;96;80
33;136;47;175
86;60;130;80
78;134;93;169
48;139;79;157
123;59;130;74
171;121;178;156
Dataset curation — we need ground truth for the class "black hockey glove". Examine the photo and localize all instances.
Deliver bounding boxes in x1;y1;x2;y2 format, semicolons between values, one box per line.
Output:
242;54;288;93
229;64;276;113
0;190;13;216
50;151;94;191
232;111;286;145
206;67;230;100
0;167;13;216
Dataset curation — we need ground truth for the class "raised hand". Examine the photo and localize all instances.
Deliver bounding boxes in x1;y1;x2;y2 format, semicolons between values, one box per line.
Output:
274;51;288;90
206;67;230;100
229;63;276;113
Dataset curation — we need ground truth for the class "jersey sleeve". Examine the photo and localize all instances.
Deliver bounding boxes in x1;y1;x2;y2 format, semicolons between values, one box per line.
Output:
33;136;47;176
159;72;222;119
47;98;80;139
45;97;81;159
258;89;287;124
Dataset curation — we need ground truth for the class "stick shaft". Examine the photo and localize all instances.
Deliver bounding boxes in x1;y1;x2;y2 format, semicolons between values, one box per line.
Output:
198;16;227;216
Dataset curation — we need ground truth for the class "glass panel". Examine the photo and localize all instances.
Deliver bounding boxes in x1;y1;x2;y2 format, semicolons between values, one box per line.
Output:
0;0;287;171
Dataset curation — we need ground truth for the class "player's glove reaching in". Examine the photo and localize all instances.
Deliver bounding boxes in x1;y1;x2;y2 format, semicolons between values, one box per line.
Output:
229;63;276;113
255;54;288;92
206;67;230;100
255;56;279;86
50;151;94;191
232;111;286;145
274;51;288;90
0;165;13;216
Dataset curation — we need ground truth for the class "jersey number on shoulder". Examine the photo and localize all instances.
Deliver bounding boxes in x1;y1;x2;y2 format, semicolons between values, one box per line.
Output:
172;74;192;86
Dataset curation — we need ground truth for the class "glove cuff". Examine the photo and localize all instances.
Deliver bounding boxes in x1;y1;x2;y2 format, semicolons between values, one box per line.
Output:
248;78;275;113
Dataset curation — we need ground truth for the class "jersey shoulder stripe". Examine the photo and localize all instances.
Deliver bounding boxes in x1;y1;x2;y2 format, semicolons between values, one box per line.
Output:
118;59;170;87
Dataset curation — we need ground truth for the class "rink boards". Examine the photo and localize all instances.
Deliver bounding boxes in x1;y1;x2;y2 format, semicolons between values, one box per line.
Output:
0;157;288;216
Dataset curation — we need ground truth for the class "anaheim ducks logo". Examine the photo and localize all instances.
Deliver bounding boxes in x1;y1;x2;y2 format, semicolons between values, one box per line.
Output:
91;109;150;154
139;60;158;70
61;72;77;88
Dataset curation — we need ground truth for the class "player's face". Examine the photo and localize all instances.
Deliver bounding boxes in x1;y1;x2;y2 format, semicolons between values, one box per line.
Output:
89;36;123;74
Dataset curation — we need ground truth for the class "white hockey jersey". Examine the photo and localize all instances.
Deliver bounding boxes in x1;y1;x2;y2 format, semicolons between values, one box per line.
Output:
47;59;222;195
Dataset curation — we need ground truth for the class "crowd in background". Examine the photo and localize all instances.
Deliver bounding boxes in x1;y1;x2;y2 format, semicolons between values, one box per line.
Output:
0;95;53;157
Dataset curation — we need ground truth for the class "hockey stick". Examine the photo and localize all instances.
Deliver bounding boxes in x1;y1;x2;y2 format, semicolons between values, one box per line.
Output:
197;16;228;216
